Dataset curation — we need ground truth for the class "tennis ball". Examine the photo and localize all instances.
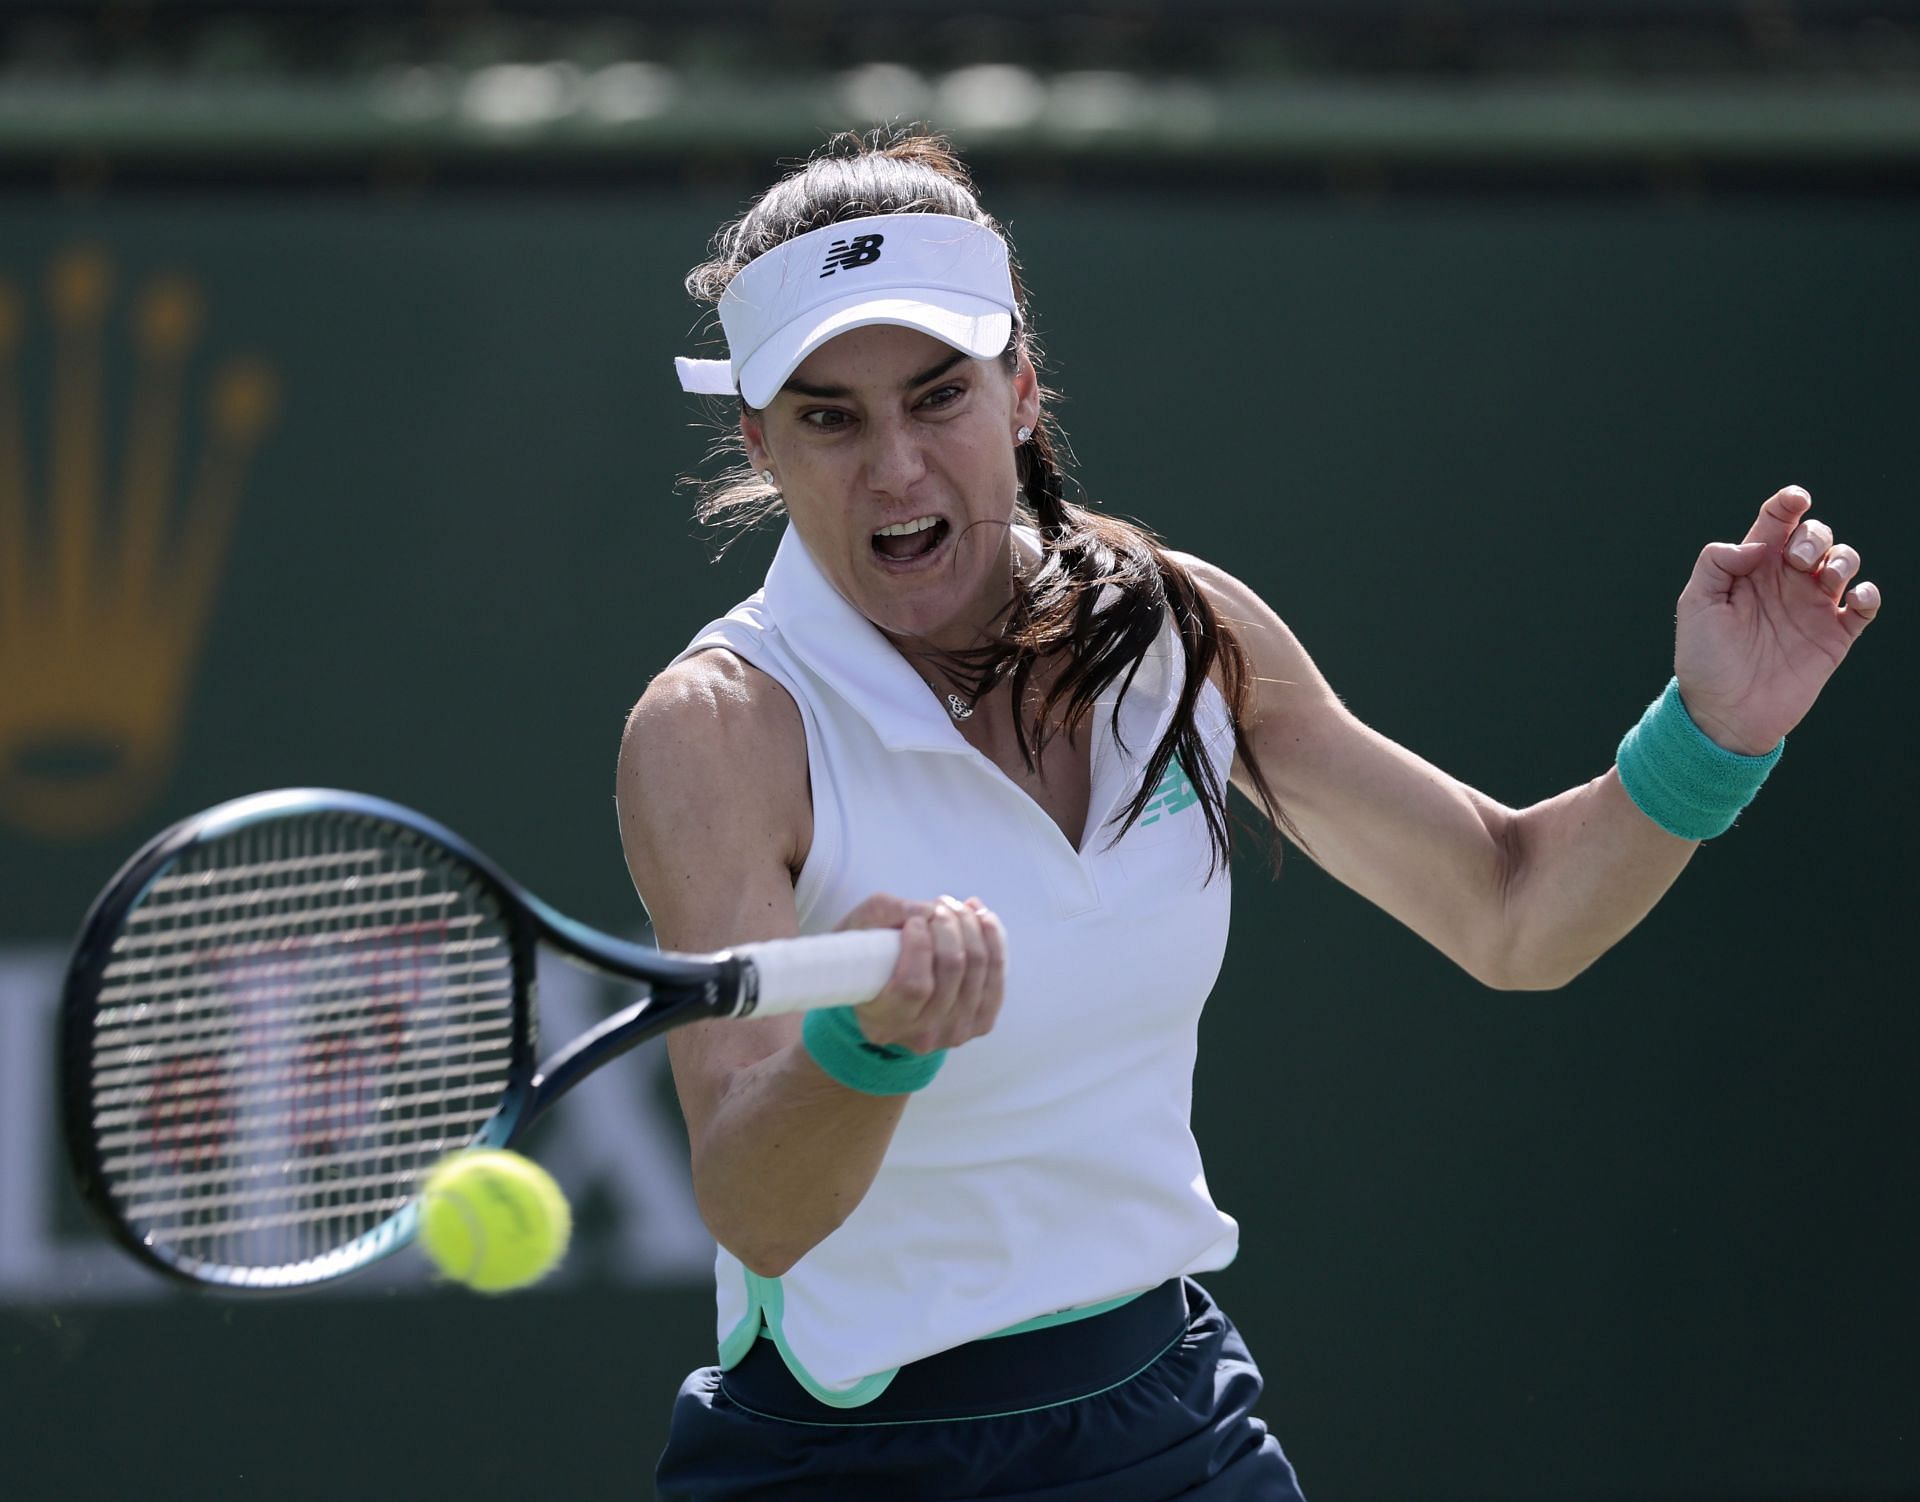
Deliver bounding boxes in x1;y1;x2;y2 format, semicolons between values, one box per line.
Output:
418;1148;571;1294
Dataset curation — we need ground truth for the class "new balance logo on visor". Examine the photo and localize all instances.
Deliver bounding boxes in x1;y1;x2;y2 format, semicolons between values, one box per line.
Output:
819;234;885;277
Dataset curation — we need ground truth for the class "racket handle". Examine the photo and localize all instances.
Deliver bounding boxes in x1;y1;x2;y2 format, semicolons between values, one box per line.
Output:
735;931;902;1018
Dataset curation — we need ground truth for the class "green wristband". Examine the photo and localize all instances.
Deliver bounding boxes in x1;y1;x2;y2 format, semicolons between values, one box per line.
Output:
802;1007;946;1096
1616;677;1784;840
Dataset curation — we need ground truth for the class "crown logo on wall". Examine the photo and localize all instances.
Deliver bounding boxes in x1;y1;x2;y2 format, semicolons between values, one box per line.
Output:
0;246;279;840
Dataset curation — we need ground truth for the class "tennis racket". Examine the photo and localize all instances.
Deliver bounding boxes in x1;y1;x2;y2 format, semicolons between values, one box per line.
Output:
61;787;899;1293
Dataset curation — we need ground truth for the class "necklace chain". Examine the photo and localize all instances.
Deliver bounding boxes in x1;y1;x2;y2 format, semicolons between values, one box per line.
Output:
935;650;1015;723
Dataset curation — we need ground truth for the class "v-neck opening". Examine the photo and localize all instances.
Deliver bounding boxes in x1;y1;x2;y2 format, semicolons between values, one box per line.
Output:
951;693;1155;864
952;729;1100;860
759;522;1186;867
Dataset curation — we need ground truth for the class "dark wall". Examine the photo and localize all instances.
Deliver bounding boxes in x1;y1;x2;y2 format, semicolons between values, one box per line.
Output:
1;186;1913;1501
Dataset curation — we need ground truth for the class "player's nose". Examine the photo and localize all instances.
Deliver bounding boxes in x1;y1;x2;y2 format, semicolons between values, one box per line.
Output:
861;416;930;499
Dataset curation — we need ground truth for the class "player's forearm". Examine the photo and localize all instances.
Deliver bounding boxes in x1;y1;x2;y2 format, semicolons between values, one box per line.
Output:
1488;768;1697;990
688;1040;909;1278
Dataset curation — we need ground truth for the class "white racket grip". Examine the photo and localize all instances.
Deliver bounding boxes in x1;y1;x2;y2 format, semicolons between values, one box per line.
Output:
735;931;903;1018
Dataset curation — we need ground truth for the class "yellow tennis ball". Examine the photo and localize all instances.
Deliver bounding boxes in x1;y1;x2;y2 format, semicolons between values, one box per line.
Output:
418;1148;571;1294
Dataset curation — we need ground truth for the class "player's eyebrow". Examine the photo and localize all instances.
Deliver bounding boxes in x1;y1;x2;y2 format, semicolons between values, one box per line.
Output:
782;349;971;401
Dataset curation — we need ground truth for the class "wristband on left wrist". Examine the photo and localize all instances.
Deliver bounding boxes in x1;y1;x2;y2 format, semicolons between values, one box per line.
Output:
1615;677;1784;841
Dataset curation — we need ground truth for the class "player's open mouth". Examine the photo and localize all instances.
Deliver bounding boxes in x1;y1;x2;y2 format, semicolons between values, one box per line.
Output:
871;515;950;565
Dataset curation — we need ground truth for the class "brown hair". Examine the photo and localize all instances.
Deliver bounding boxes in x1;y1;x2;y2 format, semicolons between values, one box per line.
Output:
683;129;1291;874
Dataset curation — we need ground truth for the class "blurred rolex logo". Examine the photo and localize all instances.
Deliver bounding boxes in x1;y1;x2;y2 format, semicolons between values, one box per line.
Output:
0;246;279;839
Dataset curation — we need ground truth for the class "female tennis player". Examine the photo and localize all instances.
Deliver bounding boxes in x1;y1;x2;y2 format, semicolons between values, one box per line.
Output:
617;131;1878;1501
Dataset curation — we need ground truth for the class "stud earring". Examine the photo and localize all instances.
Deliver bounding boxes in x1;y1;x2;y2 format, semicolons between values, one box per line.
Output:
759;469;776;486
1015;427;1032;444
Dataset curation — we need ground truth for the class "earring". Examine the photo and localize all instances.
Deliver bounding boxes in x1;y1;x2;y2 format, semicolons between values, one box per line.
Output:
1015;427;1032;444
759;469;776;486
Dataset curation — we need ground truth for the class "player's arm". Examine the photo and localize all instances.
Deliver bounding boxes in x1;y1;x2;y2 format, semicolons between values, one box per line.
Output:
617;651;1001;1276
1179;555;1698;991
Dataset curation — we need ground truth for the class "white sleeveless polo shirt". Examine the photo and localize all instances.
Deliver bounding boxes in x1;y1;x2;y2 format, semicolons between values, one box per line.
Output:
670;525;1240;1405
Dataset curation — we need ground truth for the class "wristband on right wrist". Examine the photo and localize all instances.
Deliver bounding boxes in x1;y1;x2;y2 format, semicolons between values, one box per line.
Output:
1615;676;1784;841
802;1006;946;1096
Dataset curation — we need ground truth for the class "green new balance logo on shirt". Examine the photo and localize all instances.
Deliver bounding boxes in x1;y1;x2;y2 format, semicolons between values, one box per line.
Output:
1138;760;1199;826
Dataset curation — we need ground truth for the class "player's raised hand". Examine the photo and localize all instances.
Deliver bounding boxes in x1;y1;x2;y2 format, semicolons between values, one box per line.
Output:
835;893;1006;1054
1672;485;1881;755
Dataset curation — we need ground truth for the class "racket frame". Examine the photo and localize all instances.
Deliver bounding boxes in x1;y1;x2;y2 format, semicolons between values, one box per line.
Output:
60;788;752;1291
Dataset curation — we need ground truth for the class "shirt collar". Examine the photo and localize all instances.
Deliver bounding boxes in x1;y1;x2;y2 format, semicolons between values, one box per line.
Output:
762;521;1181;764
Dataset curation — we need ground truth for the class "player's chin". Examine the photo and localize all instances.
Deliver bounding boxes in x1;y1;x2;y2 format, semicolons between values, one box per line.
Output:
864;588;974;644
856;562;972;631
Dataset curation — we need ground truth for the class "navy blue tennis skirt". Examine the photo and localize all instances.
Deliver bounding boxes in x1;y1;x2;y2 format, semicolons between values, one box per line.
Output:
654;1278;1306;1501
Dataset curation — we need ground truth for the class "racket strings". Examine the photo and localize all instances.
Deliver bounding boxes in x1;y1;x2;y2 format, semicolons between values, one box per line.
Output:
85;813;519;1284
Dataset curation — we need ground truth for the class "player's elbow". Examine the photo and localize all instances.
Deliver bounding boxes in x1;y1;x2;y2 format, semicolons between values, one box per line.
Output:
1467;930;1593;992
1474;959;1583;993
696;1189;837;1280
710;1221;815;1279
1457;911;1590;991
1469;815;1590;992
734;1243;803;1280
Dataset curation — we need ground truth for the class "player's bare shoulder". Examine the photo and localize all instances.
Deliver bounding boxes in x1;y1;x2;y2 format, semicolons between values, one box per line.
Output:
1164;547;1343;756
617;650;812;884
1167;549;1273;630
1166;549;1315;681
626;649;806;762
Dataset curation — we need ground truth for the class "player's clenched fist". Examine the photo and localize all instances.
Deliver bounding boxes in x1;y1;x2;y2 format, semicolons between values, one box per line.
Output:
834;893;1006;1054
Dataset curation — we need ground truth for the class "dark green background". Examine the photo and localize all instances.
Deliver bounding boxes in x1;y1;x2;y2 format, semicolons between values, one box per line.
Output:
1;187;1914;1499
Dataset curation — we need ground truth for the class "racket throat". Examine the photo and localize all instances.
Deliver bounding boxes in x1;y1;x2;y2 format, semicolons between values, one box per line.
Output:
521;958;749;1125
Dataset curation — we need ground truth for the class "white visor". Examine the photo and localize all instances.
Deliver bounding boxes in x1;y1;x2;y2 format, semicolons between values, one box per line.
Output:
675;213;1016;409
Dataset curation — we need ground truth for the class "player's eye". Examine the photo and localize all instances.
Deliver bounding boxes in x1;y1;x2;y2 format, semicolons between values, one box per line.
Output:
918;384;965;410
799;408;853;431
